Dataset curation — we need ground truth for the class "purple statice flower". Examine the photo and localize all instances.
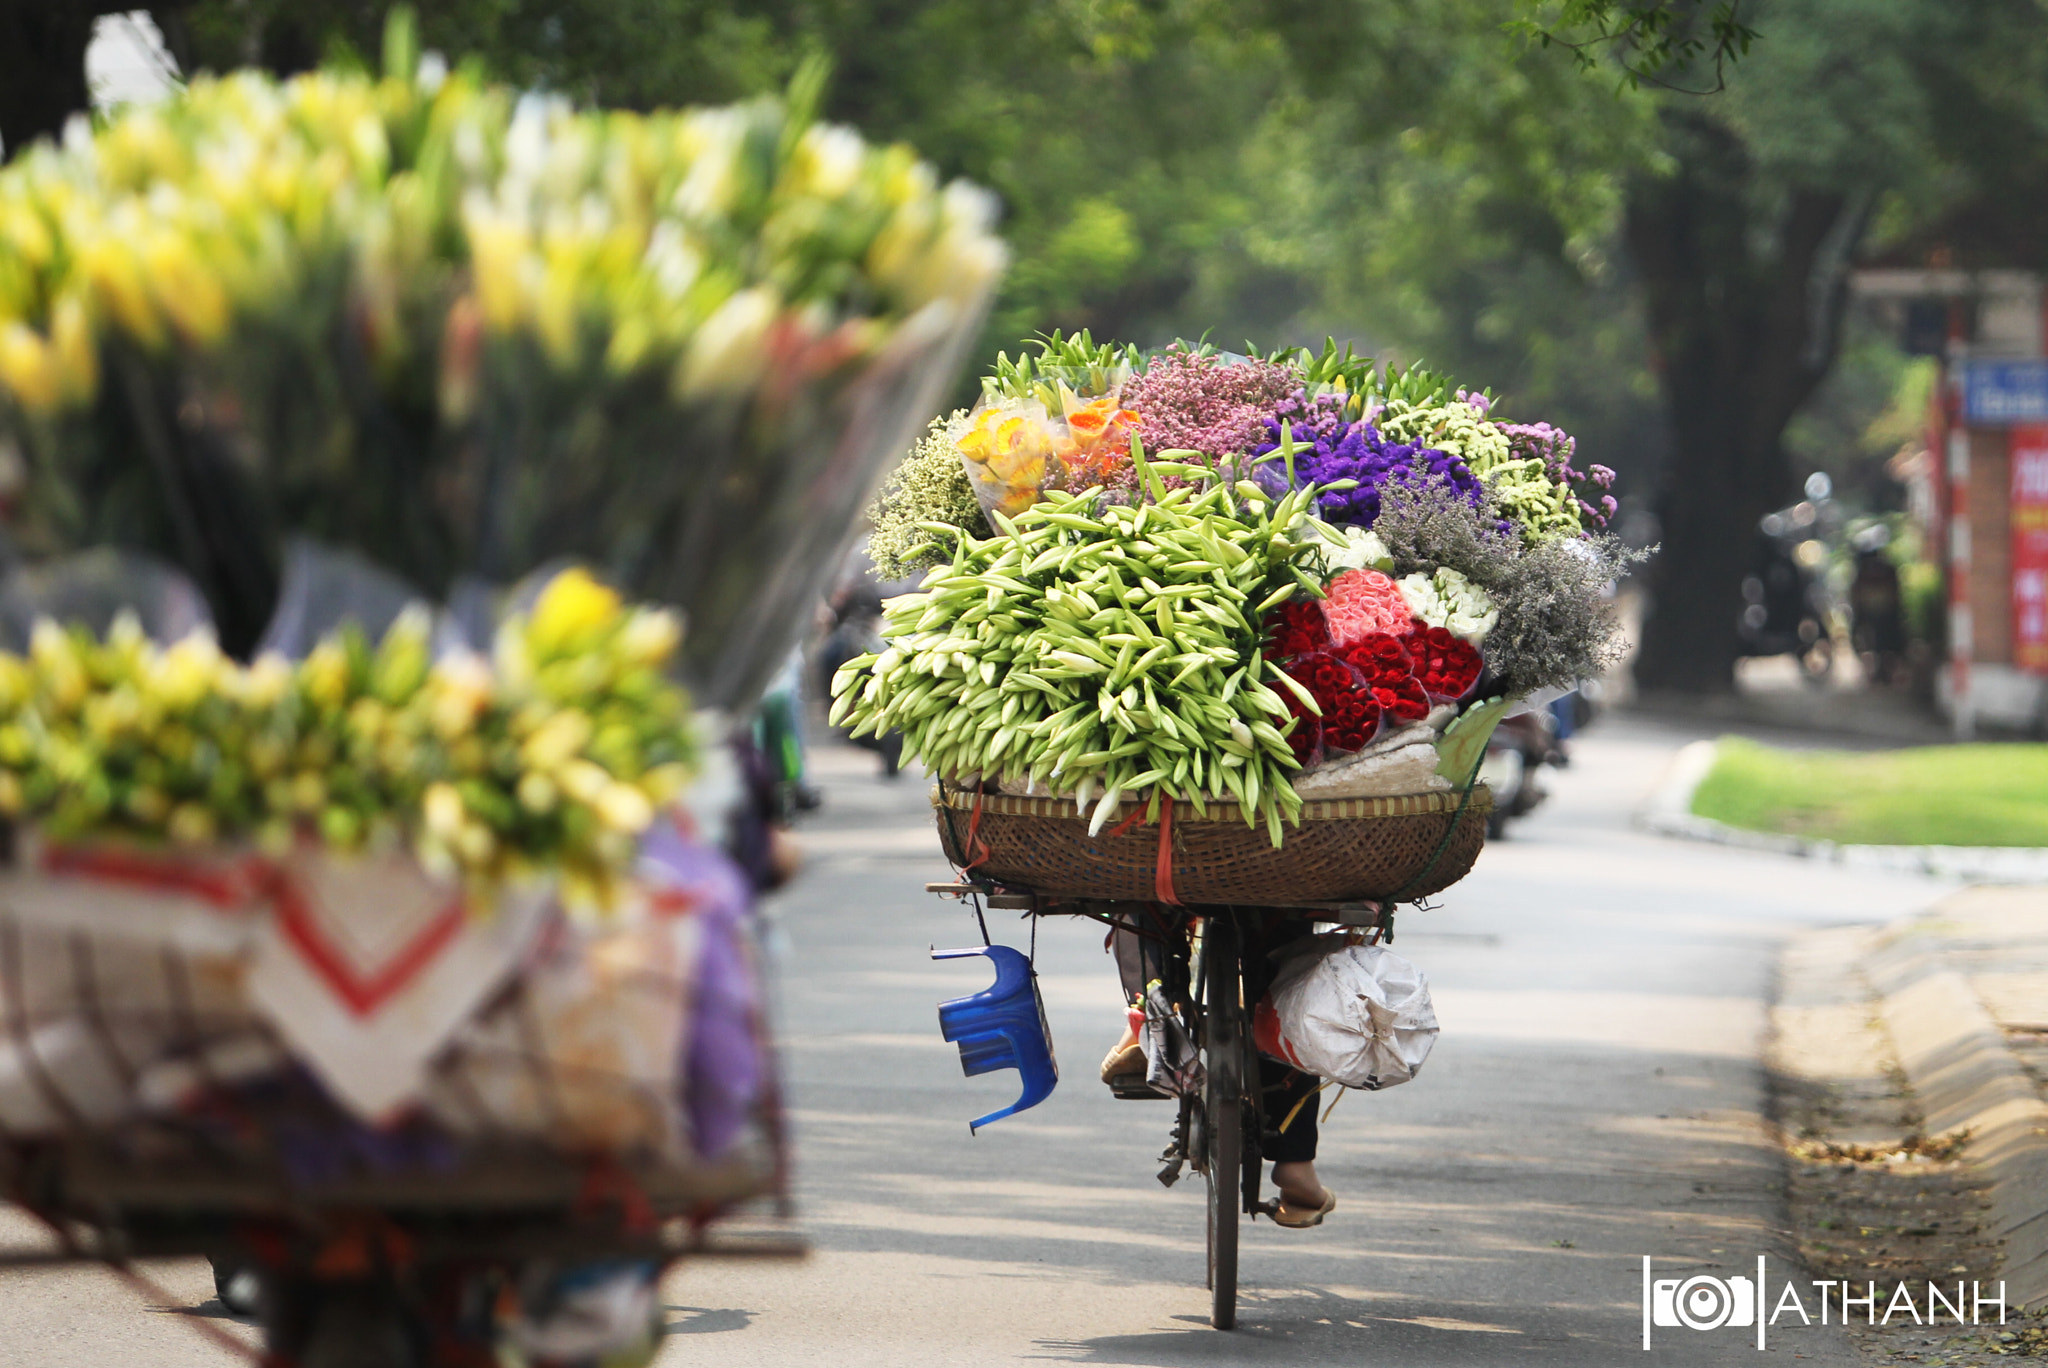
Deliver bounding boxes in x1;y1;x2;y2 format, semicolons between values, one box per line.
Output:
1120;347;1300;461
1247;388;1348;495
1268;388;1351;449
1498;421;1619;530
1252;392;1488;529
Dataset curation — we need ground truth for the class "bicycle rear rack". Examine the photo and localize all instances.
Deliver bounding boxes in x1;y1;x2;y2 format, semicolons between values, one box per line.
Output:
924;881;1397;936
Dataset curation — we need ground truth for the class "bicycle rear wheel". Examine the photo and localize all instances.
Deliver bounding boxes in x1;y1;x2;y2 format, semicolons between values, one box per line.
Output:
1202;914;1243;1330
263;1278;424;1368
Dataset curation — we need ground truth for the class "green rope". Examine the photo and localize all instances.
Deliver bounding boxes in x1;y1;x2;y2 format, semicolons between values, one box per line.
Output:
1385;749;1489;905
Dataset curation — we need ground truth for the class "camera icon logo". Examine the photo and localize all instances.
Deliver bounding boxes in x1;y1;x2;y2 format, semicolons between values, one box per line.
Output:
1651;1275;1757;1331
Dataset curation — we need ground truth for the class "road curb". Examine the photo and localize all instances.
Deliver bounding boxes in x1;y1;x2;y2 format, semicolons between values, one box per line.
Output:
1863;934;2048;1309
1637;739;2048;884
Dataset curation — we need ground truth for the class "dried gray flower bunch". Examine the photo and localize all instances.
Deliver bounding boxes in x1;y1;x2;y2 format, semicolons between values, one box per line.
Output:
1373;474;1651;696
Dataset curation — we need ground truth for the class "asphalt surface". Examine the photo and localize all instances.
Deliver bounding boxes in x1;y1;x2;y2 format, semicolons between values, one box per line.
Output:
674;714;1952;1368
0;712;1958;1365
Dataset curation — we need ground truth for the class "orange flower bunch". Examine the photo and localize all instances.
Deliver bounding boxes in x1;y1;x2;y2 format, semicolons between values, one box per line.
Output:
1055;393;1140;483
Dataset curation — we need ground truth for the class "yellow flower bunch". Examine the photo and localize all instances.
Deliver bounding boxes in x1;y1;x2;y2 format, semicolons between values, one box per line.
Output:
0;51;1004;421
0;68;454;409
0;569;693;911
956;400;1060;517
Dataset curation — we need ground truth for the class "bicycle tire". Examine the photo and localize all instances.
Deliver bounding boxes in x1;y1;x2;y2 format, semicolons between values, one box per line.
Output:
269;1281;423;1368
1203;914;1242;1330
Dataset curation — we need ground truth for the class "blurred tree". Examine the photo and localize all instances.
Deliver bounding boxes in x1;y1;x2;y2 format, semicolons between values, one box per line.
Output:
1620;0;2048;691
1254;0;2048;691
1238;0;1668;510
14;1;2048;694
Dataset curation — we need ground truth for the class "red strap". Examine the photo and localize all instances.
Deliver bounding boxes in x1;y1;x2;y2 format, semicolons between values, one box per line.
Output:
1154;795;1182;906
576;1155;658;1235
957;790;992;874
1100;793;1184;906
268;868;468;1019
39;842;268;909
1105;803;1148;839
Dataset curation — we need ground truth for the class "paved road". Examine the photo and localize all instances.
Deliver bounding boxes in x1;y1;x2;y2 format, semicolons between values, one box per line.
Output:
674;714;1951;1367
0;712;1954;1365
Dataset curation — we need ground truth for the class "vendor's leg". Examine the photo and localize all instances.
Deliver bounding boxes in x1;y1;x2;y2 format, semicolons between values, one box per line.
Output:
1112;915;1148;1014
1111;907;1191;1009
1263;1058;1321;1164
1262;1057;1328;1208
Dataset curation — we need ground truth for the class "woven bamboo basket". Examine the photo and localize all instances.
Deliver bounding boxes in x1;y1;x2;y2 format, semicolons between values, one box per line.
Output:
932;783;1491;905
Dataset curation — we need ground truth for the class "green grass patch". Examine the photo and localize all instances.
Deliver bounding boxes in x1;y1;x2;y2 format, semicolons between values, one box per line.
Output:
1690;738;2048;847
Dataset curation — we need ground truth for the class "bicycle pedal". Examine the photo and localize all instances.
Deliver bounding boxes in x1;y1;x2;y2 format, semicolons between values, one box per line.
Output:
1253;1200;1281;1222
1107;1074;1169;1100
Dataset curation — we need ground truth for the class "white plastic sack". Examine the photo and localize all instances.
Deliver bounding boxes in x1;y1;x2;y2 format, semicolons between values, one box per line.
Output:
1263;936;1439;1090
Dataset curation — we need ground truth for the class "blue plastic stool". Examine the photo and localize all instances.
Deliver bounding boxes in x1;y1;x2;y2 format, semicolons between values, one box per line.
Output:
933;945;1059;1132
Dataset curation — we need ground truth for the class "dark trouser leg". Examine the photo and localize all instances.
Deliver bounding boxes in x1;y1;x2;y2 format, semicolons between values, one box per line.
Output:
1261;1057;1320;1162
1245;912;1321;1163
1112;917;1146;1004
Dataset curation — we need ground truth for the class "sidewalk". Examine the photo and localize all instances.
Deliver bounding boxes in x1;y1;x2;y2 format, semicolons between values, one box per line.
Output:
1873;886;2048;1314
1776;885;2048;1327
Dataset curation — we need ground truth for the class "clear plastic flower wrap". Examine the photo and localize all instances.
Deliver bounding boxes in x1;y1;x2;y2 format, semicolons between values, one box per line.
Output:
955;396;1067;520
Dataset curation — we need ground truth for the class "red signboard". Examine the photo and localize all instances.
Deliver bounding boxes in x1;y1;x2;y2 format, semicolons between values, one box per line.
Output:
2014;422;2048;674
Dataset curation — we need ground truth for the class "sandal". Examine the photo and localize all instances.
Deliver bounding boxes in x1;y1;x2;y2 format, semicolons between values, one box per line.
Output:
1100;1042;1165;1099
1270;1187;1336;1228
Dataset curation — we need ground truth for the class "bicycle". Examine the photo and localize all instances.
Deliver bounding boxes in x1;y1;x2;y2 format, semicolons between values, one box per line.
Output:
928;881;1394;1330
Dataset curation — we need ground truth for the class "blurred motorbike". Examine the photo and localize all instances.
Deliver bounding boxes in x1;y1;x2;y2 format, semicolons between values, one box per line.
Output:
1479;706;1558;839
1847;524;1908;686
816;582;905;777
1740;482;1841;686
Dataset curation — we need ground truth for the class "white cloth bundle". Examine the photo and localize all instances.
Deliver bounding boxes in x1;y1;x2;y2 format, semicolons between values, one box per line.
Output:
1264;936;1439;1091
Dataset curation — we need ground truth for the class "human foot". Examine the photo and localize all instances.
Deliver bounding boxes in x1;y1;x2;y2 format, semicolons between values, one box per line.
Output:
1100;1004;1143;1086
1099;1040;1144;1084
1270;1161;1333;1225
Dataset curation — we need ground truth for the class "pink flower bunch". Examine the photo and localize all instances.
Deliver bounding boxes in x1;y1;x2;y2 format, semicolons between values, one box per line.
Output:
1319;569;1411;646
1119;348;1298;461
1498;420;1618;529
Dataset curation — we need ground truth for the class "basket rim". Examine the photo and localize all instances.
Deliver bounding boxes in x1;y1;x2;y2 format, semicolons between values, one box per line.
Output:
930;781;1492;825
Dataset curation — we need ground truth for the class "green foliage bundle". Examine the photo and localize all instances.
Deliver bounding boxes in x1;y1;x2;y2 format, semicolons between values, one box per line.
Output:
833;468;1324;844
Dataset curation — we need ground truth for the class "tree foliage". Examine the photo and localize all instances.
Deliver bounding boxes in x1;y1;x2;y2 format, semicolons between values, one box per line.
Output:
1513;0;1757;93
10;0;2048;690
